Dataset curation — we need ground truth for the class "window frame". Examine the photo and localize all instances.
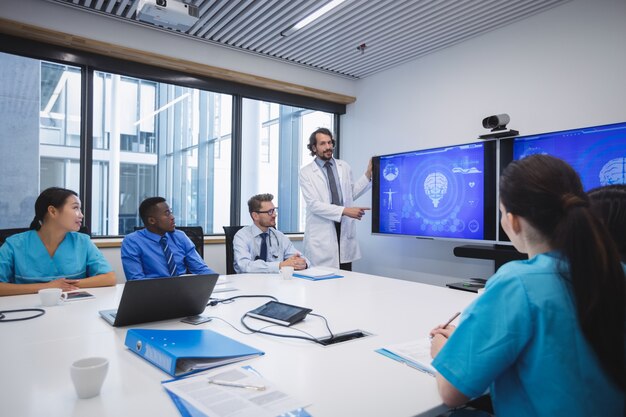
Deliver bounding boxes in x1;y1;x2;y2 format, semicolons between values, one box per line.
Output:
0;33;345;236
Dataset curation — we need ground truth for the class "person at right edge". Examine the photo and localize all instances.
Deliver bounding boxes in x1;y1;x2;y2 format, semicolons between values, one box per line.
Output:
429;155;625;416
299;128;372;270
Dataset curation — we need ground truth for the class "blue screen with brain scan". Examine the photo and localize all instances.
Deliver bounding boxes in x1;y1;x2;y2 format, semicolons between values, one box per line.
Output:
376;142;487;239
513;121;626;190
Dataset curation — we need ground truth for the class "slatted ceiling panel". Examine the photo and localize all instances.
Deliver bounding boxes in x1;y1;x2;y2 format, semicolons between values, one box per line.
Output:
221;0;285;46
218;0;280;46
286;0;408;65
217;1;275;44
243;0;322;51
115;0;129;15
322;0;498;74
46;0;571;79
187;2;221;36
196;2;239;38
279;0;396;61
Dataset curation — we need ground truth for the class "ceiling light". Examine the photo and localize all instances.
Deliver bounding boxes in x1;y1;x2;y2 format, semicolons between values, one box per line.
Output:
281;0;346;37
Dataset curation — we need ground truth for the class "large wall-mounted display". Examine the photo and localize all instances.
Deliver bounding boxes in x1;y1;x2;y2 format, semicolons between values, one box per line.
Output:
372;141;497;241
372;121;626;243
501;121;626;191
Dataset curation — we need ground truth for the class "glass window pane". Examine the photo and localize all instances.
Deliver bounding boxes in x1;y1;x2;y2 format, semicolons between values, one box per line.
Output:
0;52;82;229
241;98;334;233
92;71;232;236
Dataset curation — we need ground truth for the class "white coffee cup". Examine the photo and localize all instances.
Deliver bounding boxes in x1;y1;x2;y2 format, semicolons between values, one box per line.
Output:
280;266;294;280
70;357;109;399
38;288;67;306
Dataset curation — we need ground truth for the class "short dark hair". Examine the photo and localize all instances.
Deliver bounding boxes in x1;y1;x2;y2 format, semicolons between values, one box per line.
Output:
307;127;335;156
248;193;274;214
588;184;626;262
30;187;79;230
139;196;166;225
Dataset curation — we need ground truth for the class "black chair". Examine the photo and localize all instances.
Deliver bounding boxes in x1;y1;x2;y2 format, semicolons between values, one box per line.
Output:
133;225;205;259
0;228;29;247
223;226;244;275
0;226;91;247
177;226;205;259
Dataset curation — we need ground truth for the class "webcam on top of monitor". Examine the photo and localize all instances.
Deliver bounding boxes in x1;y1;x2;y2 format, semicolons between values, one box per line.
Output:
479;113;519;139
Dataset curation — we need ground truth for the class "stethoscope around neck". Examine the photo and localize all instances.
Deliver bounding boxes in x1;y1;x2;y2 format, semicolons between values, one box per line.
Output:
256;228;279;260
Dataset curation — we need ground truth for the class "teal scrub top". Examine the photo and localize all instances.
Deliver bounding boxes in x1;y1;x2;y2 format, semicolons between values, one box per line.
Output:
432;252;624;417
0;230;112;284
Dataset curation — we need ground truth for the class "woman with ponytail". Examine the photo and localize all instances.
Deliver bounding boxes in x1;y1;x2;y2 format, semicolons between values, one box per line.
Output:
0;187;115;296
429;155;625;416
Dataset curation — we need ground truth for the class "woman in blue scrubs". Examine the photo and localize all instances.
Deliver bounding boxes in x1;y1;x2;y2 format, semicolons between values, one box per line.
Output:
0;187;115;296
429;155;625;416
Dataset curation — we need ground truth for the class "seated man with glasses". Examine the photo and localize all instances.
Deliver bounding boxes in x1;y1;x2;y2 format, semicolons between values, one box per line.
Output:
121;197;217;280
233;193;308;274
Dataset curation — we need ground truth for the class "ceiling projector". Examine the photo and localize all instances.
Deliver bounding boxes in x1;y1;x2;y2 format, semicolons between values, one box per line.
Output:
136;0;199;32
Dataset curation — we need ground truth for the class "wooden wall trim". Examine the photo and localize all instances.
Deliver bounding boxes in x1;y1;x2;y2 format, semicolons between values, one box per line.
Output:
0;17;356;105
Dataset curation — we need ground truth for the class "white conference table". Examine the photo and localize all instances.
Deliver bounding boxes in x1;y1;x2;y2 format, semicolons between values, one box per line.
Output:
0;271;477;417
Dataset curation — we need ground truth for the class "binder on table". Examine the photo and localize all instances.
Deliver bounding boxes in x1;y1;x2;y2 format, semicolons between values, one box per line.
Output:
124;329;264;377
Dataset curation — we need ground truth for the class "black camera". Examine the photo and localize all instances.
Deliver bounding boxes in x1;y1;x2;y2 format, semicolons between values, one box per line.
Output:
156;0;167;7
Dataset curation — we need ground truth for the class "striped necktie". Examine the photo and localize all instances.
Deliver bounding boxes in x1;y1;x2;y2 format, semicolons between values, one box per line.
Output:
159;235;177;277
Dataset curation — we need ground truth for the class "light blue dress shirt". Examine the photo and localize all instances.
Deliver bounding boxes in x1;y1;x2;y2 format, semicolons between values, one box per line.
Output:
121;228;216;280
233;224;308;273
432;252;625;417
0;230;112;283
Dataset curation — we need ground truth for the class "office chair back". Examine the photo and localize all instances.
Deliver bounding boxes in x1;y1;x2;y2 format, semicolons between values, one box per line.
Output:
223;225;244;275
133;225;205;259
0;226;91;247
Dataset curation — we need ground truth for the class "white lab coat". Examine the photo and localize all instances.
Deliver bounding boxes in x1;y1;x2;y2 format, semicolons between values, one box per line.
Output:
299;158;371;267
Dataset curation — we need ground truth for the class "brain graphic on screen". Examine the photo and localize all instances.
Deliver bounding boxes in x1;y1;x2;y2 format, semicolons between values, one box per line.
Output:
424;172;448;208
599;157;626;185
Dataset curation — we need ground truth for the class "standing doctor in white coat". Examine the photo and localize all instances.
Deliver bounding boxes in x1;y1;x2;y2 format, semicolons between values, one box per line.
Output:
299;128;372;270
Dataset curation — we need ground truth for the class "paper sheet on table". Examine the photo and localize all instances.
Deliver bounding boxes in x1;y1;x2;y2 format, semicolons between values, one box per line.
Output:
162;367;311;417
214;277;237;293
376;336;436;376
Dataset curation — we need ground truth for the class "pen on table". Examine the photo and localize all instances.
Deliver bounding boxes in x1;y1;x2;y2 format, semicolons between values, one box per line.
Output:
208;379;266;391
442;311;461;329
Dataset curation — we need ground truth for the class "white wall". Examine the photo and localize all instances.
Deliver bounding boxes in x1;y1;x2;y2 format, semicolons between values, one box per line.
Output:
0;0;356;97
342;0;626;285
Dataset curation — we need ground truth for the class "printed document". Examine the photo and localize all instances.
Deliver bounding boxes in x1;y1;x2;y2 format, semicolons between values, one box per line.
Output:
163;367;310;417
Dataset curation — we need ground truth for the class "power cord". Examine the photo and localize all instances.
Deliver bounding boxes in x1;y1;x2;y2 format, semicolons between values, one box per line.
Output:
240;311;335;346
0;308;46;322
207;294;278;307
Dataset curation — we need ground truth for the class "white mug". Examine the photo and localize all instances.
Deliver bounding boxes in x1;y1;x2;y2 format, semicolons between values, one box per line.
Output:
38;288;67;306
280;266;294;280
70;357;109;399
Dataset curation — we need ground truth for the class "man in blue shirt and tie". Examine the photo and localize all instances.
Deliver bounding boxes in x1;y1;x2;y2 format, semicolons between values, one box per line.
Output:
121;197;217;280
233;193;308;274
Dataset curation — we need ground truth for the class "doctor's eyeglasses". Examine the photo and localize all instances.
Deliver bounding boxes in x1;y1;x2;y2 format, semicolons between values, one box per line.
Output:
256;208;278;216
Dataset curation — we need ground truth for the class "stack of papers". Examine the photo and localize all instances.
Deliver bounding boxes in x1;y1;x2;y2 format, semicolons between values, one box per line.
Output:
376;337;436;376
293;267;343;281
163;366;312;417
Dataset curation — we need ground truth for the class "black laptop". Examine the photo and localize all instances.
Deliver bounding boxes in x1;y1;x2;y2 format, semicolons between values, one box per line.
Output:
99;274;219;327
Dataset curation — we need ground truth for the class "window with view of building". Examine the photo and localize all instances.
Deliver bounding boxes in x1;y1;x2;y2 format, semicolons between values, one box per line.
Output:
240;99;334;233
0;44;342;237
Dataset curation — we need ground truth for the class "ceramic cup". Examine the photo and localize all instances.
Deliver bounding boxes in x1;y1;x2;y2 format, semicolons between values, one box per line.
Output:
38;288;67;306
70;357;109;399
280;266;294;280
